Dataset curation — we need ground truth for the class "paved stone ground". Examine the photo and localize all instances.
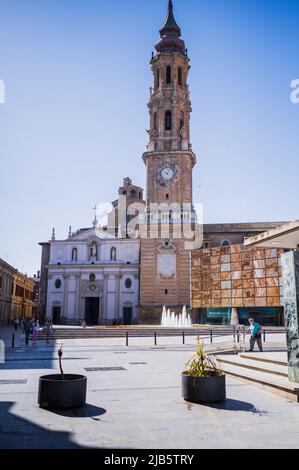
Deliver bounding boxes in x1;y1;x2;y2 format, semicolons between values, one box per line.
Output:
1;327;297;449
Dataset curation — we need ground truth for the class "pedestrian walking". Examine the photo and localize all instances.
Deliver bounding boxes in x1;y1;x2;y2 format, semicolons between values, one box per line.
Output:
32;319;40;346
23;318;33;346
14;318;19;331
43;320;55;345
247;318;263;352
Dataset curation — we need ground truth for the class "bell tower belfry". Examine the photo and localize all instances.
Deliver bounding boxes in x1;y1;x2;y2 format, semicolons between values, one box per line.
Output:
143;0;196;207
139;1;198;324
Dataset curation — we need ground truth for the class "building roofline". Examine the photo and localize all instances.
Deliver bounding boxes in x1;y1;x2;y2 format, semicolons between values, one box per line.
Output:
203;222;288;233
0;258;35;284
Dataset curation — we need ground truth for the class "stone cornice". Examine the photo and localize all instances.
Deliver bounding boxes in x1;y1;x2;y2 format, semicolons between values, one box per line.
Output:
142;150;196;167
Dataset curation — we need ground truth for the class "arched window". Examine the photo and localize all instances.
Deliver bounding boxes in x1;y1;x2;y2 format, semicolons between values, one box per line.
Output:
89;273;96;282
165;111;172;131
155;69;160;89
178;67;182;86
110;247;117;261
154;112;157;130
166;65;172;84
180;111;184;129
125;279;132;289
71;247;78;262
55;279;62;289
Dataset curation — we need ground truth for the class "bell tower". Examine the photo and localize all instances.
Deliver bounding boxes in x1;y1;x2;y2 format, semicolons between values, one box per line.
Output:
143;0;196;207
139;1;197;324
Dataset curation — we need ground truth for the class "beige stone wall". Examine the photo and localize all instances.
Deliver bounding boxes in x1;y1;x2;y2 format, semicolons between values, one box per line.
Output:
192;244;284;309
11;273;35;319
0;259;14;322
0;259;35;321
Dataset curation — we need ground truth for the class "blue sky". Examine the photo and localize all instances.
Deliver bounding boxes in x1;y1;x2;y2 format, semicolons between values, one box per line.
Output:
0;0;298;275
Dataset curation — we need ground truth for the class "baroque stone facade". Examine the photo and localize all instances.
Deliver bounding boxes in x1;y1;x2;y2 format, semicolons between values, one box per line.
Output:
41;225;140;325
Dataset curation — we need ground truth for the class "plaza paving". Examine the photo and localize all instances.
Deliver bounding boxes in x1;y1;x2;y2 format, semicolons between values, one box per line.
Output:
0;327;297;449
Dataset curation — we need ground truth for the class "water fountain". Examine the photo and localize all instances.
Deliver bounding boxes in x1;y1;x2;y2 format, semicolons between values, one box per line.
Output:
161;305;192;328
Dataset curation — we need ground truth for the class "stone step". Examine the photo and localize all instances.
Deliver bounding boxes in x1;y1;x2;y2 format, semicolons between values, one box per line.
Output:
217;355;288;378
216;359;299;402
240;352;288;367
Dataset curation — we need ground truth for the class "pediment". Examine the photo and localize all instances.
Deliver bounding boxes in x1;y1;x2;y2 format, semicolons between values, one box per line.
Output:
70;227;116;241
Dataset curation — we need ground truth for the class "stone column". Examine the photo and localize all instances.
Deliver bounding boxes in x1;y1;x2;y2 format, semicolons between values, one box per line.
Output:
103;274;109;324
115;274;122;322
75;275;81;323
63;275;69;320
281;251;299;383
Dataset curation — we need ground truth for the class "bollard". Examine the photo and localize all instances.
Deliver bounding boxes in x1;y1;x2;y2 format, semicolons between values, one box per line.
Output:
237;329;240;344
183;331;185;345
11;333;15;349
126;332;129;347
243;326;246;352
197;330;199;344
263;330;266;343
210;330;213;344
233;326;236;343
154;332;157;346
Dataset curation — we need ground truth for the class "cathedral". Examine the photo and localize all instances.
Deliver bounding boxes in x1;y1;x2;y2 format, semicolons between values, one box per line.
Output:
39;1;285;326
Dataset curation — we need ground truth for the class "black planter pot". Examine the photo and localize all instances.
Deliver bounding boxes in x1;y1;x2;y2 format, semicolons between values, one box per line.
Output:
38;374;87;410
182;373;226;404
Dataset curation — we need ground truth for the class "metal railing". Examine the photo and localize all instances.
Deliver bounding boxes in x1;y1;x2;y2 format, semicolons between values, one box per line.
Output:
121;326;279;347
9;325;284;348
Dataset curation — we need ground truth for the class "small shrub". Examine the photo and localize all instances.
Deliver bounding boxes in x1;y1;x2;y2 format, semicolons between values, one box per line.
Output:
183;341;223;378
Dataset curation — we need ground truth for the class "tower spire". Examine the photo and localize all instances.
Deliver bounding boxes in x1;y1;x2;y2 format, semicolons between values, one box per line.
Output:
160;0;181;38
155;0;185;55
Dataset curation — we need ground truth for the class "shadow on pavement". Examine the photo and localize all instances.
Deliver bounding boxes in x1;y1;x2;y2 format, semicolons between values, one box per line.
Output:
48;404;107;420
185;398;268;414
0;402;85;449
207;399;268;414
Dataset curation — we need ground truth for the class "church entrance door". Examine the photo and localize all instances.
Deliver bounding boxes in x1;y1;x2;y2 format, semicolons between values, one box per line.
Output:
85;298;100;326
52;306;61;325
123;307;133;326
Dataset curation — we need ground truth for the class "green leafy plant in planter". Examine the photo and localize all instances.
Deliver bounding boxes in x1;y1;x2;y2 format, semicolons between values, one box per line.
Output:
182;342;226;404
183;341;223;377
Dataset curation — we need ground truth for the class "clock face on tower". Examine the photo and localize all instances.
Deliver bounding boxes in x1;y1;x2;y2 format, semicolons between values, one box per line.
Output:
161;166;174;181
156;164;177;185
